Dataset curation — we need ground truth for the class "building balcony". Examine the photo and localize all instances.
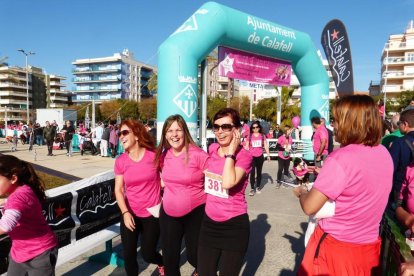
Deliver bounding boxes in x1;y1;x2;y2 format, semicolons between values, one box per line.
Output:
72;67;121;74
49;103;68;108
0;99;32;105
382;56;414;67
73;88;121;93
50;95;68;102
0;91;30;98
72;78;120;83
382;85;404;93
384;42;414;54
0;82;31;89
383;71;414;79
49;81;66;86
0;74;27;81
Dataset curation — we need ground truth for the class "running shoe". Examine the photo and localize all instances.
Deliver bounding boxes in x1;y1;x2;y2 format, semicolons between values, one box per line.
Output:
249;189;256;196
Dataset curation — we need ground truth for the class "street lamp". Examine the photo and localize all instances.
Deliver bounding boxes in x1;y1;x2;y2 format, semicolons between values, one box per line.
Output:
17;49;35;123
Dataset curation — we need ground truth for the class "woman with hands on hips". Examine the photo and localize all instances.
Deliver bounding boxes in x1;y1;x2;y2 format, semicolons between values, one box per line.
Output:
197;108;253;276
114;119;164;276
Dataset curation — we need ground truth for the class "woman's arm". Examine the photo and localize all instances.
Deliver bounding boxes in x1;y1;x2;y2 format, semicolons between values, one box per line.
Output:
114;175;135;231
294;186;329;216
264;138;270;161
396;206;414;232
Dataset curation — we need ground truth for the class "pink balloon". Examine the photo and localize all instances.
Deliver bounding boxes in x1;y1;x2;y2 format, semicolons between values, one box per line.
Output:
292;116;300;128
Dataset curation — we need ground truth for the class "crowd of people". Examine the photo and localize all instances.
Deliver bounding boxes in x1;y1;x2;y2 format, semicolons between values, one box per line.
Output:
2;95;414;275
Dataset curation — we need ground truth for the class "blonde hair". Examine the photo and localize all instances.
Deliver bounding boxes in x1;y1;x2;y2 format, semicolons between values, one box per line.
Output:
333;95;382;146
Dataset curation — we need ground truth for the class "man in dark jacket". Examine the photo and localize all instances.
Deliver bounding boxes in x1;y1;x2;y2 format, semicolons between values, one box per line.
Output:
61;120;75;156
43;121;56;156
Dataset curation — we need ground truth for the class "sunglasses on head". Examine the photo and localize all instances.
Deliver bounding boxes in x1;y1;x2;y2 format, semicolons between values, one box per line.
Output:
118;130;130;137
213;123;234;132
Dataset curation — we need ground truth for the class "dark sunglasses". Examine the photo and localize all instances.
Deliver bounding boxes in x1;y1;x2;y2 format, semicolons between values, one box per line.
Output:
252;126;259;129
118;130;130;137
213;123;234;132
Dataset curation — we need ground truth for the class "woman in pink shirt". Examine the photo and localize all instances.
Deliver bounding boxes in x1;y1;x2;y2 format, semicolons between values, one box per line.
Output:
276;126;293;185
155;114;209;276
198;108;253;276
295;95;393;275
244;121;270;196
114;119;164;276
396;155;414;232
0;155;58;275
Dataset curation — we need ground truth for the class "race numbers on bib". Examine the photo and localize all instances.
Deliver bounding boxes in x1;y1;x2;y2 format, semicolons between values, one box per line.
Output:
252;140;262;148
204;171;228;199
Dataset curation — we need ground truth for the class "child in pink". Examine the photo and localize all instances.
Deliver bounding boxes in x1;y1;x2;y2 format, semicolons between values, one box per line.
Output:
0;155;58;275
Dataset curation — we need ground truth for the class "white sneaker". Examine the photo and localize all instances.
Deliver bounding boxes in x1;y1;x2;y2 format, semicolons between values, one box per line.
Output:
256;188;261;194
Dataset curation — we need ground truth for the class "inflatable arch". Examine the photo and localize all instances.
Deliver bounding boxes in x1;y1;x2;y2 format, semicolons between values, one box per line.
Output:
157;2;329;158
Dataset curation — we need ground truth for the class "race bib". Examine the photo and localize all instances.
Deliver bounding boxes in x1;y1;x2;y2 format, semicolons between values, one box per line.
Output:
204;172;228;198
251;140;262;148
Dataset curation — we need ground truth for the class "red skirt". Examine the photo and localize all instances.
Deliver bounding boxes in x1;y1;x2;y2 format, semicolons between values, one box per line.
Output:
298;225;381;276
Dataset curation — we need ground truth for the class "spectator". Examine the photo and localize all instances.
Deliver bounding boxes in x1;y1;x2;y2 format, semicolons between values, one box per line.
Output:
100;123;111;157
389;109;414;209
311;117;328;167
273;124;283;138
92;122;104;155
61;121;75;157
295;95;392;275
321;118;334;154
267;127;274;138
43;121;56;156
109;123;119;158
33;123;43;146
403;97;414;111
381;113;404;149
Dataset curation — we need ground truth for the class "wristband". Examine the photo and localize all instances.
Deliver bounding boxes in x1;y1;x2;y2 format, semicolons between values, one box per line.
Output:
122;210;130;216
224;154;236;160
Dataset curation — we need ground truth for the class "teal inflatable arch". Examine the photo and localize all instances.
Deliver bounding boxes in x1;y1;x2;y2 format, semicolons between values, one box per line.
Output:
157;2;329;158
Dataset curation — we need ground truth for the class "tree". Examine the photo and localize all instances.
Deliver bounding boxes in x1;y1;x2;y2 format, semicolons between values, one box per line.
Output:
280;86;300;127
207;96;226;122
118;99;140;120
139;98;157;122
100;100;122;121
253;97;276;122
148;73;158;92
395;90;414;112
67;103;90;122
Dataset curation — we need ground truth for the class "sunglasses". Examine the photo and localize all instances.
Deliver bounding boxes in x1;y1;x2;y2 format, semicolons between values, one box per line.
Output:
252;126;259;129
118;130;130;137
213;123;234;132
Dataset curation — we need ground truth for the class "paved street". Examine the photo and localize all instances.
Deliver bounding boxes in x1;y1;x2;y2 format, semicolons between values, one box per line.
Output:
0;142;308;275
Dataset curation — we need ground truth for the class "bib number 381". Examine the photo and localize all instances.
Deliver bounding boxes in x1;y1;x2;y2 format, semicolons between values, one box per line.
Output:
204;172;228;199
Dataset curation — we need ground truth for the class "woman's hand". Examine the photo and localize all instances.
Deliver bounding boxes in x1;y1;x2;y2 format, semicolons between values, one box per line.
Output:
228;129;241;154
123;212;135;231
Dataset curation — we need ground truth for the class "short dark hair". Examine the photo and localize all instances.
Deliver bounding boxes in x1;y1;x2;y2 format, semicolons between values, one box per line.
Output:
311;117;321;125
400;109;414;128
213;108;241;128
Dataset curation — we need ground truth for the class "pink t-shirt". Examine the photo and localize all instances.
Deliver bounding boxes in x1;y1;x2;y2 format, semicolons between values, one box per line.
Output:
248;134;266;157
2;185;57;263
277;135;292;160
161;145;209;217
313;125;328;155
314;144;393;243
400;163;414;214
114;149;161;217
205;143;253;222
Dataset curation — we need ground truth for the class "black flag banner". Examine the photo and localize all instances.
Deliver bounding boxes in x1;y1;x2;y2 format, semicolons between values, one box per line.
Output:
321;19;354;96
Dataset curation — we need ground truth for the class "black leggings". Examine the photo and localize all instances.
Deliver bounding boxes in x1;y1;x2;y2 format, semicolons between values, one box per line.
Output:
250;155;264;190
197;246;245;276
159;204;205;276
277;157;291;181
120;214;163;276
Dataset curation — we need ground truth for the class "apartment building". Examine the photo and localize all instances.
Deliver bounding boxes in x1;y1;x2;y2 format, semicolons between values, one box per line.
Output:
46;75;69;108
71;49;156;104
0;65;70;123
380;20;414;99
0;66;31;122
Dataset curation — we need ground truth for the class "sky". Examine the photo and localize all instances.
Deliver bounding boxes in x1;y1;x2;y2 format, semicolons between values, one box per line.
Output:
1;0;413;92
